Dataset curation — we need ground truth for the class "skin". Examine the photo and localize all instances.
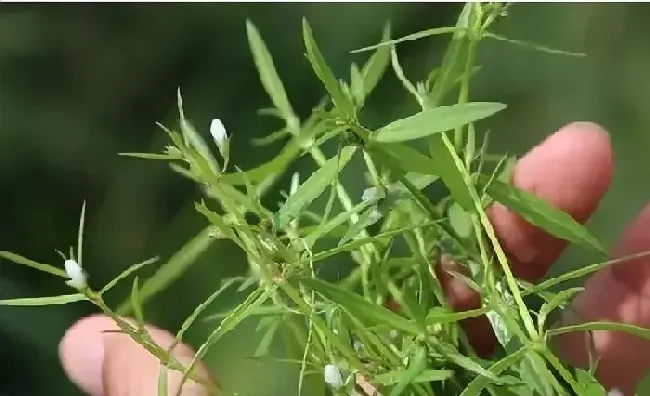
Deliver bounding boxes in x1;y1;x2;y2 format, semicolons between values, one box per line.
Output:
59;122;650;395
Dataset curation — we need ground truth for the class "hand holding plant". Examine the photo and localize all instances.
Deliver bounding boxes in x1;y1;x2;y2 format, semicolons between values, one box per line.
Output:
5;3;650;396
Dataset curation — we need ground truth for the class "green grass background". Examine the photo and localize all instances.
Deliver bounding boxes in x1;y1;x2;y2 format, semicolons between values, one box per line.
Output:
0;3;648;395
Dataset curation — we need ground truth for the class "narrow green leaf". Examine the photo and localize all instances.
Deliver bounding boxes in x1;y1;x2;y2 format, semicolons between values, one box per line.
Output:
311;223;433;264
177;89;220;174
425;307;485;326
305;200;371;247
459;346;528;396
438;343;502;382
204;305;292;322
302;18;355;118
350;62;364;106
390;44;420;102
376;143;439;176
254;317;280;357
429;134;474;211
360;22;392;97
100;257;159;295
0;251;66;278
130;276;145;326
548;321;650;342
0;293;87;306
118;152;177;160
246;21;297;129
530;251;650;296
173;278;239;348
274;146;356;230
195;202;239;242
251;128;289;147
157;366;168;396
537;287;583;333
299;277;421;335
388;343;428;396
338;206;382;246
484;32;586;57
351;26;461;53
180;288;271;384
374;369;454;385
518;351;555;396
482;177;607;254
372;103;506;143
117;227;214;314
219;140;302;185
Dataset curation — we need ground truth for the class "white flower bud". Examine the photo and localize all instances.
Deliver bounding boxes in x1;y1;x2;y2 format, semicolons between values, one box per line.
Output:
210;118;229;161
64;259;87;290
323;363;343;389
210;119;227;146
607;389;623;396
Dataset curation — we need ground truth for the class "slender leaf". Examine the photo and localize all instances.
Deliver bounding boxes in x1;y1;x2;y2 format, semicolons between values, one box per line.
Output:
117;227;214;314
274;146;356;230
119;152;178;160
77;200;86;267
429;133;474;211
130;276;145;326
388;343;428;396
482;177;607;254
484;32;586;57
219;141;302;185
374;369;454;385
246;21;297;129
0;293;87;306
302;18;355;118
361;22;392;97
299;277;421;335
459;346;528;396
351;26;461;53
377;143;439;175
548;321;650;342
0;251;66;278
537;287;583;333
372;102;506;143
100;256;159;295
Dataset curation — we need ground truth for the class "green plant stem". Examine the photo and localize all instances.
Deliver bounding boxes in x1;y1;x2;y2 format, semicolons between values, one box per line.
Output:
87;291;220;395
278;279;365;370
541;348;582;396
309;146;379;300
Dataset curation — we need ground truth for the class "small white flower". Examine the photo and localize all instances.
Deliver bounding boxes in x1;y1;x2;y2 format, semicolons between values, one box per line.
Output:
324;363;343;389
64;259;87;290
210;119;228;147
389;329;399;339
607;389;623;396
210;118;230;166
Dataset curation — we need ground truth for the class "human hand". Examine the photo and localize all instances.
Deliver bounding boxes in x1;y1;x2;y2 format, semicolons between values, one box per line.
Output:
436;121;649;395
58;122;647;396
59;314;216;396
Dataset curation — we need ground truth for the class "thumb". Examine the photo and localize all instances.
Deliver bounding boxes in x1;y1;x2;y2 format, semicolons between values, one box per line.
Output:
59;314;217;396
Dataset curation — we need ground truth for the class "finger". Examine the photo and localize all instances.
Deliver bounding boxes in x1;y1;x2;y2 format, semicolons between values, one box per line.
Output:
59;314;217;396
556;202;650;396
488;121;613;281
436;122;613;356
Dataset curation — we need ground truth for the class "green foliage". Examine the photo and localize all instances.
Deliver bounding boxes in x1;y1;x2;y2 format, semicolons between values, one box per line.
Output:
1;2;648;396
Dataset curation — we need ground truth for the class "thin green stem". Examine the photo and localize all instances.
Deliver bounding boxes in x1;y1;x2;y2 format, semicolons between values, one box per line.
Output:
309;146;379;300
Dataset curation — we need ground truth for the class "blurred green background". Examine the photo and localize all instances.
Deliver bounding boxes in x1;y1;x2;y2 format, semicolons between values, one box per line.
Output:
0;2;648;395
